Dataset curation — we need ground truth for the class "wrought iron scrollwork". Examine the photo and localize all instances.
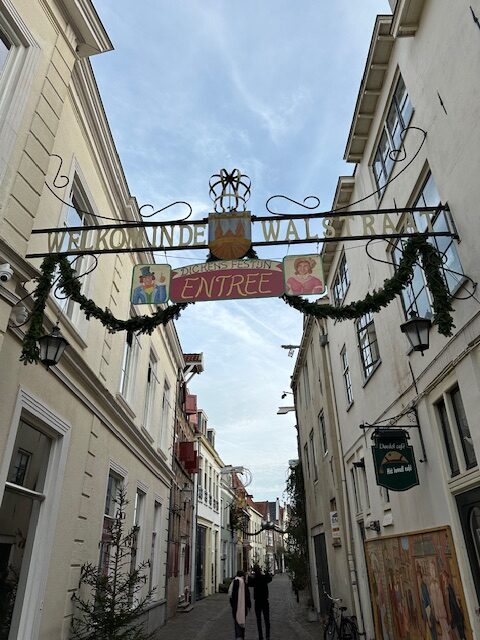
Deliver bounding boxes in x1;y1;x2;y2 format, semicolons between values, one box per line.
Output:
209;169;251;212
45;154;194;224
265;195;321;216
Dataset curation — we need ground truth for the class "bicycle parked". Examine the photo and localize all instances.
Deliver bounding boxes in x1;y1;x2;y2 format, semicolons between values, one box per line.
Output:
323;590;360;640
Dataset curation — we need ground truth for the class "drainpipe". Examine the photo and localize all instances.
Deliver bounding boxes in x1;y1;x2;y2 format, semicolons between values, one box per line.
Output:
316;318;365;632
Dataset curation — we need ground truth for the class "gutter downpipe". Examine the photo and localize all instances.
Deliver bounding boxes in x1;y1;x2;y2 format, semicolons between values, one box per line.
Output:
315;318;365;633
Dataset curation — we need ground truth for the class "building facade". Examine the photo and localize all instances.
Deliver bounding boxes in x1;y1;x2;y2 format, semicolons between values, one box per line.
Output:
293;1;480;638
193;410;222;599
0;1;188;637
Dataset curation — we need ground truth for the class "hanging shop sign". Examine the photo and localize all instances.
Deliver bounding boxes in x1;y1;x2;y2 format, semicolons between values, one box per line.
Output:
330;510;341;545
371;429;419;492
131;256;325;304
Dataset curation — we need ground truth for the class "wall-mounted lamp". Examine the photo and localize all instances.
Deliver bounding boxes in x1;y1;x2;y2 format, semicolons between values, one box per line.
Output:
281;391;293;399
281;344;301;358
400;314;431;356
277;406;296;415
38;325;69;369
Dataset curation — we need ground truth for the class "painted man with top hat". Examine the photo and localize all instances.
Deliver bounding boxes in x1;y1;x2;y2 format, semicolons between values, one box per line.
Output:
132;266;168;304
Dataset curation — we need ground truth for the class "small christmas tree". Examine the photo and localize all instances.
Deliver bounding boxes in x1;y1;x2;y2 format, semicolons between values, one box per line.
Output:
71;488;154;640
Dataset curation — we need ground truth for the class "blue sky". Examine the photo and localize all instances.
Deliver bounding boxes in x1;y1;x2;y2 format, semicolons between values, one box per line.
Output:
92;0;390;501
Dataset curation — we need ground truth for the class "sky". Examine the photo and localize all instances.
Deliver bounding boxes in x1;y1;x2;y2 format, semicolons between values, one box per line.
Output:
92;0;390;501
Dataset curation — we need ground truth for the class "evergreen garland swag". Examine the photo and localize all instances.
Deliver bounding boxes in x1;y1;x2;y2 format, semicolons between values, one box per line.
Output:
20;236;454;365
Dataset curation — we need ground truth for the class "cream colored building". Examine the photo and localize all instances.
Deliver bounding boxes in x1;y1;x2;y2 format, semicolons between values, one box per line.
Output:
193;413;223;598
0;1;187;638
247;501;267;569
293;1;480;638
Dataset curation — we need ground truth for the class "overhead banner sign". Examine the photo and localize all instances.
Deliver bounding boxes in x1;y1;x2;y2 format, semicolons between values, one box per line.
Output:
26;206;455;259
372;429;419;492
131;256;325;303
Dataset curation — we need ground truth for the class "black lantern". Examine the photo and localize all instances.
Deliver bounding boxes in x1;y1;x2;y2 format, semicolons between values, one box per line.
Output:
38;325;69;368
400;314;431;355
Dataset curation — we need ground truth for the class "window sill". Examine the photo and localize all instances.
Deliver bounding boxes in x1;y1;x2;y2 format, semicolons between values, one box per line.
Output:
362;360;382;387
141;426;154;443
115;393;136;420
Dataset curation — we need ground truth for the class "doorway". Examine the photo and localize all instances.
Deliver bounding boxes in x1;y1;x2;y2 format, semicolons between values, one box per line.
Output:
456;486;480;604
313;532;331;617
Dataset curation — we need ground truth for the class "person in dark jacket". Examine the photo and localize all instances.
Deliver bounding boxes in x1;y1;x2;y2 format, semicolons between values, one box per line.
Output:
229;570;251;640
247;564;272;640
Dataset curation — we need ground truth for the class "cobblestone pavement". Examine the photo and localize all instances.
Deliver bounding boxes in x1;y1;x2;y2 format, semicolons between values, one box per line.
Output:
157;573;324;640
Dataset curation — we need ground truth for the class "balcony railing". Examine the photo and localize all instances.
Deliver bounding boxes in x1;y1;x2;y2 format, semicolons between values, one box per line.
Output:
198;486;203;501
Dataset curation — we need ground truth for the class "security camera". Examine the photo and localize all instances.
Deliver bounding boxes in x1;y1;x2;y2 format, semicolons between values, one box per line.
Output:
0;263;13;283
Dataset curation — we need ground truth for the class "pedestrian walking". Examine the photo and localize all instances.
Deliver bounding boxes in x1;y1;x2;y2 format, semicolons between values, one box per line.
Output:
247;564;272;640
229;570;252;640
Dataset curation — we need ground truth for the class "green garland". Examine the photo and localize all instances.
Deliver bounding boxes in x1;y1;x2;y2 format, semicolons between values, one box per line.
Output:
20;255;192;364
20;236;454;365
282;235;454;337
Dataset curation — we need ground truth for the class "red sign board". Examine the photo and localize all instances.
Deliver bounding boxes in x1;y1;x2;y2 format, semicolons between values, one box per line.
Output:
170;259;284;302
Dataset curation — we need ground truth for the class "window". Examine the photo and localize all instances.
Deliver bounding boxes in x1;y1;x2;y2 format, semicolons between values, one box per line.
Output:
356;312;380;379
131;489;146;579
149;502;162;594
341;347;353;406
436;399;460;477
436;386;476;476
143;351;158;431
358;459;370;511
302;360;311;403
350;467;360;513
303;443;311;478
332;254;350;306
373;75;413;193
159;379;171;451
393;173;463;319
100;470;123;574
309;430;318;481
451;387;476;469
59;178;95;321
319;412;328;456
0;421;52;637
119;330;140;402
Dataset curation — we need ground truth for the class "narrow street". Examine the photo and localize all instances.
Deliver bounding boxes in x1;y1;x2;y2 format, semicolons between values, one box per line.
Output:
159;574;323;640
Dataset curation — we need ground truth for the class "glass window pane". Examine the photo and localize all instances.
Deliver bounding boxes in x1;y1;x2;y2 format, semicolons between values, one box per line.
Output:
0;29;11;76
0;489;38;636
451;388;477;468
7;422;51;492
437;400;460;476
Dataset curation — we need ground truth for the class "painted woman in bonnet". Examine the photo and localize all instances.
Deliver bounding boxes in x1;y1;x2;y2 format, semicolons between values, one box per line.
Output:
286;257;323;295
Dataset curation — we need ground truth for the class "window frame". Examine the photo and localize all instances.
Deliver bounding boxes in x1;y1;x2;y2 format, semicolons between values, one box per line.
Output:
340;346;353;407
59;177;96;324
0;5;40;187
372;74;414;195
0;389;70;640
392;172;464;320
435;385;477;477
332;253;350;306
309;429;318;481
319;411;328;457
356;312;381;381
143;350;158;432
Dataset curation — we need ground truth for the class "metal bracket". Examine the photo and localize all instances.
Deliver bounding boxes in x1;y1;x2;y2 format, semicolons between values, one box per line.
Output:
359;407;427;463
